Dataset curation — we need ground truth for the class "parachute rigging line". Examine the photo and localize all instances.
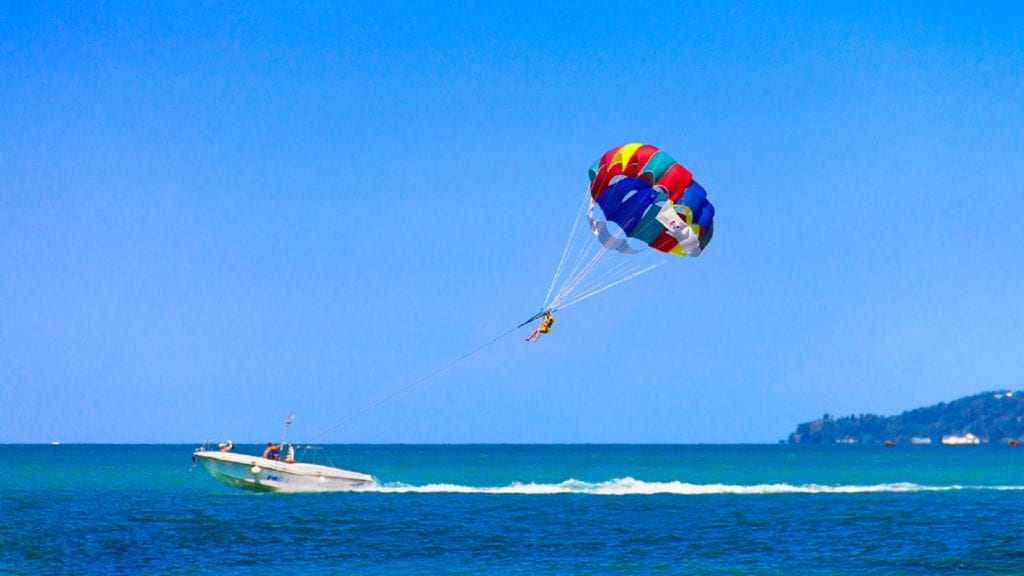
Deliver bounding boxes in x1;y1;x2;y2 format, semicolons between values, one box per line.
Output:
542;189;669;312
556;260;665;310
543;187;592;308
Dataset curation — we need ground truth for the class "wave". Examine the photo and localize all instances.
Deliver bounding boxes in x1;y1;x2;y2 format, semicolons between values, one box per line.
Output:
347;477;1024;496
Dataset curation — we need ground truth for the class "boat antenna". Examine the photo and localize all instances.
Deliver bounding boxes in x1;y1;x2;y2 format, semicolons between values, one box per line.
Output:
281;412;295;446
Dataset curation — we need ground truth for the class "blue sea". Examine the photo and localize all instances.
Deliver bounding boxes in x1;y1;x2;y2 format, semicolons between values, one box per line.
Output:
5;444;1024;575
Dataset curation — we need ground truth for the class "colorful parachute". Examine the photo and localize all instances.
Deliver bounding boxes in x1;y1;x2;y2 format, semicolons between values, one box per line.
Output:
588;143;714;257
541;143;715;312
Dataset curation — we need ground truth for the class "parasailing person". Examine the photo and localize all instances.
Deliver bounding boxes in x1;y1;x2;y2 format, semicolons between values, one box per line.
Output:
526;309;555;342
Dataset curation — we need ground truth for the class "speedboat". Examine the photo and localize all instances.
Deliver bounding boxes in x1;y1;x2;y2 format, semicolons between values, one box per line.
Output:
192;446;373;492
192;415;374;492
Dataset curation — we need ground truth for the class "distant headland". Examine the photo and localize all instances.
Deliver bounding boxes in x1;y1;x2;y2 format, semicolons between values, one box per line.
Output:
788;391;1024;445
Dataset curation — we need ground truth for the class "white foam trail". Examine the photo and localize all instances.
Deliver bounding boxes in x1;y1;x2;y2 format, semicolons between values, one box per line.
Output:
334;477;1024;496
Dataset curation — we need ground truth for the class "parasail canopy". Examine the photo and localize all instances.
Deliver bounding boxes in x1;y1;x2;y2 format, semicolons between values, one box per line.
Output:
588;142;715;257
542;143;715;312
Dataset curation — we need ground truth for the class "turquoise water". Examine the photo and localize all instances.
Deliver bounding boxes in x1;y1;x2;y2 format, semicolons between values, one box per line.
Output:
5;444;1024;574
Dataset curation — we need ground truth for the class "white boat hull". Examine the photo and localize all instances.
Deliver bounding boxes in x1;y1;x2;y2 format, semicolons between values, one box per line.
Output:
194;450;374;492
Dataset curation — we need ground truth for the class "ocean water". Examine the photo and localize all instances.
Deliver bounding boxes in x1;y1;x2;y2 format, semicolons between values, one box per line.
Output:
4;444;1024;575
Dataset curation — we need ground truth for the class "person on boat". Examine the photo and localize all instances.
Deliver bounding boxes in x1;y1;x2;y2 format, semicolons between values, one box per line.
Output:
263;442;282;460
526;310;555;342
283;444;296;464
218;439;234;452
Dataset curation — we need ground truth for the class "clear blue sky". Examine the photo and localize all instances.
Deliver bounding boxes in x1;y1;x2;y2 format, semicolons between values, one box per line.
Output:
3;2;1022;443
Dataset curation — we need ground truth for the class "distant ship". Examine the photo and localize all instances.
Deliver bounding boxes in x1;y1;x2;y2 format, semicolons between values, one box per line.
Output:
942;433;980;445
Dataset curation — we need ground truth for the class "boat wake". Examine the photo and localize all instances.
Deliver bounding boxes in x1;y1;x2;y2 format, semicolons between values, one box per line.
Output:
342;477;1024;496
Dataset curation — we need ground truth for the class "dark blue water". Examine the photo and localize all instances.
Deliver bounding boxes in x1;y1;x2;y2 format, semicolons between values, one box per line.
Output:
5;444;1024;575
